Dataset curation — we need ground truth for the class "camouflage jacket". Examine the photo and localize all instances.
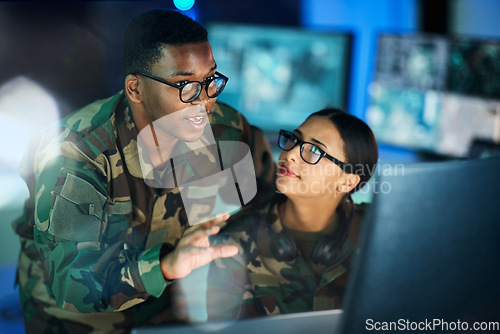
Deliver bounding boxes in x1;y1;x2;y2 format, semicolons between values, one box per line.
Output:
207;194;365;320
12;91;275;333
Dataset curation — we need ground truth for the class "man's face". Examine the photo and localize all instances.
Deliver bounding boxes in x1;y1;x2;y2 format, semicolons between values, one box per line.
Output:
139;41;218;143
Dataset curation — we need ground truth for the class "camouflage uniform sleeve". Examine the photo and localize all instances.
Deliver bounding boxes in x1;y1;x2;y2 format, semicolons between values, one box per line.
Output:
32;131;167;313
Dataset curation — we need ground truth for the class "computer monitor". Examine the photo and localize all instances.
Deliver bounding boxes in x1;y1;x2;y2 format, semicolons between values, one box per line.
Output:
340;156;500;333
447;37;500;100
374;34;449;91
366;33;500;158
207;23;352;132
131;309;342;334
365;83;442;155
366;84;499;158
437;93;498;157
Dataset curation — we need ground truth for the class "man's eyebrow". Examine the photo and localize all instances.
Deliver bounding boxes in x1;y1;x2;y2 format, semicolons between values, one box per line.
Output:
294;129;328;149
170;65;218;78
170;70;193;77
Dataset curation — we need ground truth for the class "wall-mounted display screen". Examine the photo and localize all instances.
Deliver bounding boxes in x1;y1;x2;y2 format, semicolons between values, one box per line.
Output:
375;34;449;91
447;38;500;100
366;34;500;158
208;23;352;132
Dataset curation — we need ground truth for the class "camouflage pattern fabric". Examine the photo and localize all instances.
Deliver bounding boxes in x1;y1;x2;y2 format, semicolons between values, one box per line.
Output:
11;90;275;333
206;194;365;320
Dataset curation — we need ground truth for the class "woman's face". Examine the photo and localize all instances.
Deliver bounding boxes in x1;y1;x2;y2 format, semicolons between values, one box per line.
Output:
276;115;352;199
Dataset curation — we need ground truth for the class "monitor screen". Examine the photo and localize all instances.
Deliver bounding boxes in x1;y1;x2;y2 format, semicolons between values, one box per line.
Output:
340;157;500;332
366;33;500;158
447;37;500;100
207;23;352;132
437;93;498;157
365;83;442;154
374;34;449;91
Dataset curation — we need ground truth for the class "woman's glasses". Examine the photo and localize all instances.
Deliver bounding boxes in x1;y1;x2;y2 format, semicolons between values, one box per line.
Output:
278;130;352;173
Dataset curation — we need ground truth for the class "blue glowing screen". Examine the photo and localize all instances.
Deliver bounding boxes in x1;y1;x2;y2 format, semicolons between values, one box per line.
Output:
208;24;352;132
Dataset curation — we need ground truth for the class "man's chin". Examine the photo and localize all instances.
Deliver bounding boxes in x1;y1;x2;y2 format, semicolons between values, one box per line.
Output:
177;129;205;143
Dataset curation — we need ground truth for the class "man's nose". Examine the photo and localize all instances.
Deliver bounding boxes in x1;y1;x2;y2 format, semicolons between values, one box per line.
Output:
193;88;214;113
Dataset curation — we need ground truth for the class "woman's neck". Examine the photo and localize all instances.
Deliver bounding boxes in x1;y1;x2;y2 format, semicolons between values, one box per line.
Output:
279;195;344;232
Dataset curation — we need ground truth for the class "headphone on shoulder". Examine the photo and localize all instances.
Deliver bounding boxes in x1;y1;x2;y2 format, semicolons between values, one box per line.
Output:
257;195;354;266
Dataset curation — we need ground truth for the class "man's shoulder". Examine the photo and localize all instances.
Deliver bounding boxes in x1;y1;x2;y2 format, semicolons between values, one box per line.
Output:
60;91;123;136
210;101;249;132
51;92;125;158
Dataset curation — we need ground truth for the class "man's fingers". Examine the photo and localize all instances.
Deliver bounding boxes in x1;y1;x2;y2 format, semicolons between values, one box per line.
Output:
198;213;230;229
185;244;237;259
187;244;238;270
181;212;231;244
211;244;238;259
179;224;221;246
183;213;230;236
165;243;238;279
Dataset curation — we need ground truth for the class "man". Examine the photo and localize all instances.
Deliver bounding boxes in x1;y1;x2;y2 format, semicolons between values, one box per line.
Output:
12;9;275;333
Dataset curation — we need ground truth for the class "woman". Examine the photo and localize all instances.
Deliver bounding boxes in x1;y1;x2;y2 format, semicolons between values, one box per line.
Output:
206;108;378;320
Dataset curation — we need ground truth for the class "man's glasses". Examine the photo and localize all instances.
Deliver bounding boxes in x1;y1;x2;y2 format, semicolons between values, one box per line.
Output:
135;71;228;103
278;130;352;172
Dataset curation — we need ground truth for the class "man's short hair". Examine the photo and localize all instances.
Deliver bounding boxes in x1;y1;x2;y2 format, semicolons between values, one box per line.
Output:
123;9;208;76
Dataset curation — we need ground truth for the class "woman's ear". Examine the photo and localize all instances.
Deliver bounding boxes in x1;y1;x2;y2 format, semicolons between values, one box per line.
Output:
125;74;142;103
339;173;361;194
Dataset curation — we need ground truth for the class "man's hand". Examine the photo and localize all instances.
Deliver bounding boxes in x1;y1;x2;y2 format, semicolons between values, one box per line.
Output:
160;213;238;280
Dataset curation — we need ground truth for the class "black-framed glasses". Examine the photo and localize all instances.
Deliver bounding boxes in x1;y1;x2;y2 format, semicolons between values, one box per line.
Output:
278;130;352;172
135;71;228;103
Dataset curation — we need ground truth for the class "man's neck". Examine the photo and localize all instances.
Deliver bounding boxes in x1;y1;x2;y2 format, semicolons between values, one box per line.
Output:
130;104;179;166
129;103;150;133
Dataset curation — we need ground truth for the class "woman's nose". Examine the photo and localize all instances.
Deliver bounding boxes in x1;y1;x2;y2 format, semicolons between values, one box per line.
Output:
285;143;301;163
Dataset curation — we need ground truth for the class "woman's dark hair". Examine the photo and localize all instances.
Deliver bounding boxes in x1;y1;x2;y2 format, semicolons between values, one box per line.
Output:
123;9;208;76
308;108;378;193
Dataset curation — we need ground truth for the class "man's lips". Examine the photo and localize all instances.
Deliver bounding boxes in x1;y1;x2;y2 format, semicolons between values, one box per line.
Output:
279;165;299;177
185;113;207;129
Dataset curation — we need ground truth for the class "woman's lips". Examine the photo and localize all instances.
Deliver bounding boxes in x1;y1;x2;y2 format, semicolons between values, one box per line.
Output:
279;165;299;177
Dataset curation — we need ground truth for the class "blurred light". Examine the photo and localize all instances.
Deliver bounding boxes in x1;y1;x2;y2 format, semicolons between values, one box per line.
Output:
0;77;59;168
174;0;195;11
0;172;29;209
0;76;59;209
0;113;31;170
178;6;198;22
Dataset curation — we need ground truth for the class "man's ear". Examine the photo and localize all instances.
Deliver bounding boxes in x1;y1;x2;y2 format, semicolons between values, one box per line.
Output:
125;74;142;103
339;173;361;194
